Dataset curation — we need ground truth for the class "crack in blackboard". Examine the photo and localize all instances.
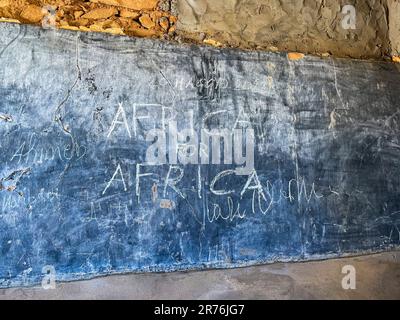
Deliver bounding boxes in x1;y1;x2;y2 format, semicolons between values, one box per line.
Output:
0;24;22;59
54;33;82;135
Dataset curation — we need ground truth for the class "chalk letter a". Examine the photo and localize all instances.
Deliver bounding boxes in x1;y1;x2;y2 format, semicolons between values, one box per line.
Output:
107;103;131;139
102;163;128;195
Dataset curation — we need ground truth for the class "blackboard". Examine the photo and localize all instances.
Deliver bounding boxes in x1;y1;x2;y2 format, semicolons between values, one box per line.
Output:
0;23;399;287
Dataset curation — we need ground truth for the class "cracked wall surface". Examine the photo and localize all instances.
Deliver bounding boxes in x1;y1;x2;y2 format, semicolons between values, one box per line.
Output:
0;0;399;60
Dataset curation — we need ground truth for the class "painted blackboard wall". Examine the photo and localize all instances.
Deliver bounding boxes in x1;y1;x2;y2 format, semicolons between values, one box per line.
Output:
0;24;399;287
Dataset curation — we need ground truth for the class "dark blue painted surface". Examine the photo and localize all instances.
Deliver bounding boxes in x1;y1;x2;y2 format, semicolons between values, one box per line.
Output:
0;23;399;287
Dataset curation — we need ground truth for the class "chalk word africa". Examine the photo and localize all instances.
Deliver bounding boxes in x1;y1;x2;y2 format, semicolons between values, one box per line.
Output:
107;103;255;174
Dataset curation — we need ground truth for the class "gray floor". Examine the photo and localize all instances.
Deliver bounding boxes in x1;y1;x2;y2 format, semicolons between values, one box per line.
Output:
1;251;399;300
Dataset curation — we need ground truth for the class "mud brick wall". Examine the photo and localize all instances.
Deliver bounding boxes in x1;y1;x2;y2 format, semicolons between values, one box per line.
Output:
0;0;176;38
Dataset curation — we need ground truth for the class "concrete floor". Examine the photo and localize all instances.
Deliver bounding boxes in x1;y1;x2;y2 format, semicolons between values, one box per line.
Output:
1;251;399;300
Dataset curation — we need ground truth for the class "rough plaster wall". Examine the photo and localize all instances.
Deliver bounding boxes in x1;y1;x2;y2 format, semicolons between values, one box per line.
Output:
389;0;400;56
0;0;399;60
177;0;391;59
